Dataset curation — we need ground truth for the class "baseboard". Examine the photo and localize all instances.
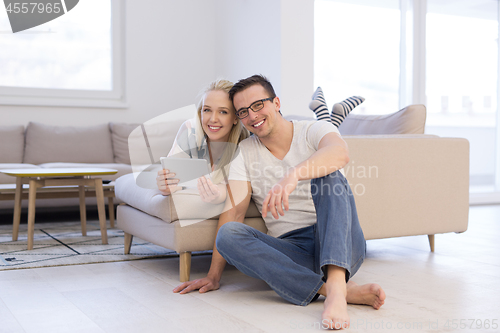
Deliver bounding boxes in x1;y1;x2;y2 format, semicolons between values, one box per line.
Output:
469;191;500;205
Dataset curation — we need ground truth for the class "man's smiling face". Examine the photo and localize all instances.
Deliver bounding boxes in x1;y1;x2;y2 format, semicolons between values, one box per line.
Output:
233;84;280;138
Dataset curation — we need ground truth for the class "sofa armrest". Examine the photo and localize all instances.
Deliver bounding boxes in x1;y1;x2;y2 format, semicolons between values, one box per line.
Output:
343;135;469;240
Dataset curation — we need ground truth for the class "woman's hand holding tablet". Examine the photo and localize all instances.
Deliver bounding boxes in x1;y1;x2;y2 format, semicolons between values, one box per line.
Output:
157;157;213;196
156;169;182;196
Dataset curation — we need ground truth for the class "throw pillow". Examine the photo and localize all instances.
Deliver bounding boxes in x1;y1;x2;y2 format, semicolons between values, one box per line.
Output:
24;122;115;164
338;104;427;135
0;125;25;163
109;122;140;164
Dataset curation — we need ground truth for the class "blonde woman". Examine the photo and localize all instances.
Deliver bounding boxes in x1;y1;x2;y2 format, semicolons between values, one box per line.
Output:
156;79;249;203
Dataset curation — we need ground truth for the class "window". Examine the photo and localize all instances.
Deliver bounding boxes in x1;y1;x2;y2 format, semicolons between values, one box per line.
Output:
315;0;500;203
314;0;401;114
0;0;125;107
425;0;498;193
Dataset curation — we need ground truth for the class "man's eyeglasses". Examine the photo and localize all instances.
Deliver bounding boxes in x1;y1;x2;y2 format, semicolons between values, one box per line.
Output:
235;97;274;120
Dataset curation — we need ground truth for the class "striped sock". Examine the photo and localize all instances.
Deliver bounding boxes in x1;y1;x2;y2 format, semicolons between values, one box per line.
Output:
308;87;330;122
331;96;365;128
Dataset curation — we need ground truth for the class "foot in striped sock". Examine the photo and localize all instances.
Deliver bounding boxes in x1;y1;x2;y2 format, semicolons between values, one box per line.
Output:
331;96;365;128
309;87;330;122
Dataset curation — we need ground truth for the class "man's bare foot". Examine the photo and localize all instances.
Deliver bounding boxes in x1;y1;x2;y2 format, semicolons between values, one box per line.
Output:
346;281;386;310
321;284;350;330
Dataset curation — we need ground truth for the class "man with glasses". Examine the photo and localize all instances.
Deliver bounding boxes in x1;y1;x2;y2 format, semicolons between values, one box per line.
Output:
174;74;385;330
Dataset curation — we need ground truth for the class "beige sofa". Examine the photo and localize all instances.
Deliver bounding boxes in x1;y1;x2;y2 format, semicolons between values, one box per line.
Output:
115;105;470;281
0;122;139;211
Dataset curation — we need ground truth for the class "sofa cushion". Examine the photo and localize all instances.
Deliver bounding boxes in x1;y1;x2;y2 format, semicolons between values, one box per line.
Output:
0;163;41;184
24;122;114;164
171;187;261;221
0;125;25;163
109;123;140;165
338;104;426;135
115;173;261;223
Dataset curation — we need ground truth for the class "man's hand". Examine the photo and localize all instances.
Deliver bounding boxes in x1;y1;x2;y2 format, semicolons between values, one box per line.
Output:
262;172;299;219
156;169;182;196
197;176;220;203
173;276;220;294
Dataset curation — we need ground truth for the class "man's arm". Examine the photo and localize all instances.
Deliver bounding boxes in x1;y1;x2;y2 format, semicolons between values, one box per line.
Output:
262;132;349;219
292;132;349;180
173;180;252;294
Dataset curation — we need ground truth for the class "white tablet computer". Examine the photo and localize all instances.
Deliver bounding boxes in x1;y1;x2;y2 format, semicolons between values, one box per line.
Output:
160;157;211;185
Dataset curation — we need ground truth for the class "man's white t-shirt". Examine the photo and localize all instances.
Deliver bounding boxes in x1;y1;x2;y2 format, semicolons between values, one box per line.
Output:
229;120;341;237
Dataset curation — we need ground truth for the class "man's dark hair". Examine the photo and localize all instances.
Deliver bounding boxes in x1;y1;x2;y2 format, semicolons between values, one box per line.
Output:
229;74;277;103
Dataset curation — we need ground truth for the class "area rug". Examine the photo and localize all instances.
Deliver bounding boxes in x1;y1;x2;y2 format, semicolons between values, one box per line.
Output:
0;221;182;270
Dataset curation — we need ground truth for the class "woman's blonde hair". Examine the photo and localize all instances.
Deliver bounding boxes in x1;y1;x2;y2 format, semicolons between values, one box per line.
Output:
194;79;249;183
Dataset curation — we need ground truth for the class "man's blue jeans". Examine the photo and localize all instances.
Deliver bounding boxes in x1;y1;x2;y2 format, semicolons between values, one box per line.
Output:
216;171;366;306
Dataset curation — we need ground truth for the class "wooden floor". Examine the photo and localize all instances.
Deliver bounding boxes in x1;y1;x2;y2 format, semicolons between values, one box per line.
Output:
0;205;499;333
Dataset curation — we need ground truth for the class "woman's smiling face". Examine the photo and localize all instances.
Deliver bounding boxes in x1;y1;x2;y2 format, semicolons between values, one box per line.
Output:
201;90;237;142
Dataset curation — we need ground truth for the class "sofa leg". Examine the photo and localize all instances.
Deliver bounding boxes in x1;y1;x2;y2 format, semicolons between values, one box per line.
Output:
124;232;133;254
179;252;192;282
428;234;435;252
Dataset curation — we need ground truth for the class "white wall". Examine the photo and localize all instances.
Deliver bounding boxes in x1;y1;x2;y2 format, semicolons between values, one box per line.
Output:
214;0;314;117
0;0;315;126
214;0;282;89
124;0;219;124
279;0;314;117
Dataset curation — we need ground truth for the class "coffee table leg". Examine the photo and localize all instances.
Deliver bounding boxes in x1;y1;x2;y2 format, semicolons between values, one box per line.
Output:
108;197;115;228
79;185;87;236
94;178;108;244
27;179;39;250
12;177;23;241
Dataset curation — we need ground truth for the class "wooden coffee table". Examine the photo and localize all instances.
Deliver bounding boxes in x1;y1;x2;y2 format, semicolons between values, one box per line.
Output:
0;168;118;250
